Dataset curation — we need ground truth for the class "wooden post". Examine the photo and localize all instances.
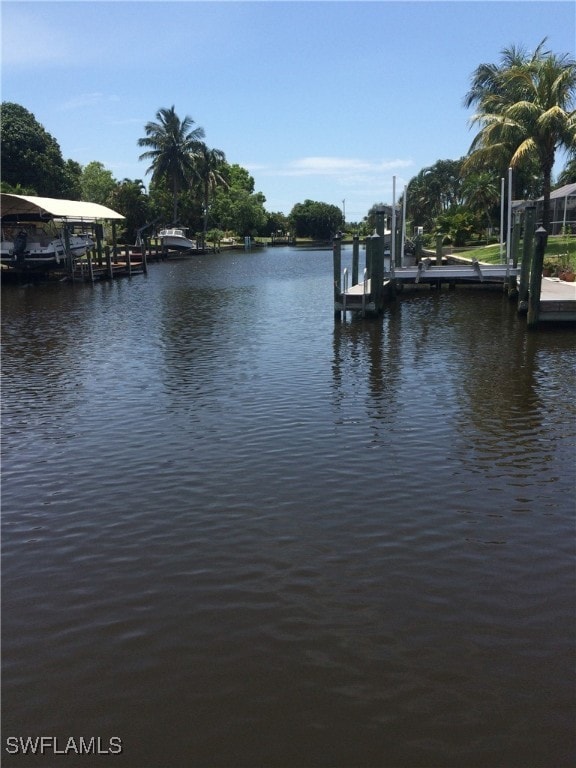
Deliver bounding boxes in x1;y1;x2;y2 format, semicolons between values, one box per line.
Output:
333;235;342;318
518;204;536;314
415;234;423;262
365;234;373;280
87;252;94;283
95;223;104;266
370;232;384;312
142;236;148;274
435;234;443;265
352;234;359;286
506;211;522;297
527;227;547;329
111;222;118;262
127;246;132;276
105;246;113;279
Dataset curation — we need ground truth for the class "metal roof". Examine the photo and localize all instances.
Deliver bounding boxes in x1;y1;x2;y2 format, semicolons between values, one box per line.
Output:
1;194;125;221
548;182;576;200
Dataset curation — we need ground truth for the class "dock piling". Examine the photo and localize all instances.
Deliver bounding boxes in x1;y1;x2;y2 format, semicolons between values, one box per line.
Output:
527;227;547;329
333;235;342;318
518;205;536;313
352;235;359;286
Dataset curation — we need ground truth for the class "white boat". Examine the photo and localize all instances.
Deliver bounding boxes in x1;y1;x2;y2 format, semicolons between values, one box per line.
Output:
0;229;95;266
158;227;197;252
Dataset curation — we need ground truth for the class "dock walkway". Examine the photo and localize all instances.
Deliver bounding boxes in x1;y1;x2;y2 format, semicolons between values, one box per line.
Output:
337;265;576;323
539;277;576;322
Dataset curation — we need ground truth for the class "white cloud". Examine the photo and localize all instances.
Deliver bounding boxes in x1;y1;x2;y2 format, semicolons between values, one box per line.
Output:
285;157;413;177
247;156;413;181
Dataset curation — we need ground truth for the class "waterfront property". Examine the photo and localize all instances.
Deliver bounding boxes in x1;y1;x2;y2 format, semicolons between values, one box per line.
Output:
333;208;576;326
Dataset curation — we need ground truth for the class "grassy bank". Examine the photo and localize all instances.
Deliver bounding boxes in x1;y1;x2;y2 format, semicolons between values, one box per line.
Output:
457;234;576;268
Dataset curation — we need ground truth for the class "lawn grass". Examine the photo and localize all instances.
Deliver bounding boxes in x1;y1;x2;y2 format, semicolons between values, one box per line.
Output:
458;234;576;267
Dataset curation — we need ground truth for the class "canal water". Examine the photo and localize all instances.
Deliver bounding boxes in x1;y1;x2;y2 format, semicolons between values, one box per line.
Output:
2;246;575;768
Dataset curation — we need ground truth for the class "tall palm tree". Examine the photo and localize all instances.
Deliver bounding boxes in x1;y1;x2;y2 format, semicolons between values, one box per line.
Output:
464;39;576;233
138;106;205;223
195;144;228;245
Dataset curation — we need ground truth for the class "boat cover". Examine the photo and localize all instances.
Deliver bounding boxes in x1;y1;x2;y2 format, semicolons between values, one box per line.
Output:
1;194;125;222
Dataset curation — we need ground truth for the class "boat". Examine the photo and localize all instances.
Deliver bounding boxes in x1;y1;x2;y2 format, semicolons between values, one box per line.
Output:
1;228;95;266
158;227;197;252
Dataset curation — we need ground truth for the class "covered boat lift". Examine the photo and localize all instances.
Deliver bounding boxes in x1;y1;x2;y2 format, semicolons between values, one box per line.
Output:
1;193;125;276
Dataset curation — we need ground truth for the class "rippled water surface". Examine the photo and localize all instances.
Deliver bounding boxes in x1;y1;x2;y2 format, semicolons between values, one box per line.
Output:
2;247;575;767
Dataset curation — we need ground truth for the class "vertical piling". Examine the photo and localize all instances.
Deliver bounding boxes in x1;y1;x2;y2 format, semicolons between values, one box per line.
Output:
373;205;389;309
370;232;384;312
435;234;443;264
365;234;373;281
333;235;342;319
527;227;547;329
352;234;359;286
518;204;536;314
105;246;113;279
506;211;522;297
95;224;104;269
142;237;148;274
111;222;118;262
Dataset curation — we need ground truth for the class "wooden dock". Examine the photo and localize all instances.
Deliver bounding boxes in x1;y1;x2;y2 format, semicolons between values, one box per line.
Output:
336;266;576;324
539;277;576;323
71;250;147;282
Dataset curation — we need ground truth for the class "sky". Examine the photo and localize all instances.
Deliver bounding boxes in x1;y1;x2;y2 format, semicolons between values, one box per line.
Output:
1;0;575;220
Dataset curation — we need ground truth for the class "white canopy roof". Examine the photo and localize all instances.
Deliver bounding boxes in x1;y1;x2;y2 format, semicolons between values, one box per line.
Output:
1;194;125;221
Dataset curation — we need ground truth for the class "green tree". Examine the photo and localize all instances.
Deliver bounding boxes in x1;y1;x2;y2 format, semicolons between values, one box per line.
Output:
80;161;117;205
62;159;83;200
212;187;267;236
263;211;290;238
210;164;267;236
404;159;465;235
435;207;476;246
464;39;576;233
557;154;576;186
138;106;205;223
289;200;343;240
0;102;69;196
107;179;150;242
195;144;228;245
461;171;500;234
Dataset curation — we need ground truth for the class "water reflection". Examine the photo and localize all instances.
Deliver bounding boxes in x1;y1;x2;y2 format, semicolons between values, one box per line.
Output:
2;250;574;768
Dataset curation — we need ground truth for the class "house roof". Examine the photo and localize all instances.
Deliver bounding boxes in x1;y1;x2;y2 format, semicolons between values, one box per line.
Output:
548;182;576;200
1;194;125;222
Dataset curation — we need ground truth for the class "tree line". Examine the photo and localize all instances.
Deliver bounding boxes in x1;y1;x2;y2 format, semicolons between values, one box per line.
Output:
1;38;575;245
0;102;343;243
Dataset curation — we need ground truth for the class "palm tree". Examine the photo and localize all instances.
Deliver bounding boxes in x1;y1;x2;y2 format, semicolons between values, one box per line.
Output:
464;39;576;233
462;171;500;235
195;144;228;245
138;106;205;223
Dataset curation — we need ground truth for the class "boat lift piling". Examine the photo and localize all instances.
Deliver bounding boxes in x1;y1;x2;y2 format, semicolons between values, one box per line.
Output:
352;234;359;286
518;205;536;313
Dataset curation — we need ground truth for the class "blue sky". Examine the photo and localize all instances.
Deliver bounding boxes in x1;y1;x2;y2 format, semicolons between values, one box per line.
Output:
2;1;575;220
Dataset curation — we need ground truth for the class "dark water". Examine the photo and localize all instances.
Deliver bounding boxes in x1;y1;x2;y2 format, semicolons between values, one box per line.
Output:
2;247;575;768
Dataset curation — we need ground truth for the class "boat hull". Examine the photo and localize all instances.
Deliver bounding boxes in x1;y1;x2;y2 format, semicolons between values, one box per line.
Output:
158;228;197;252
1;234;94;267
